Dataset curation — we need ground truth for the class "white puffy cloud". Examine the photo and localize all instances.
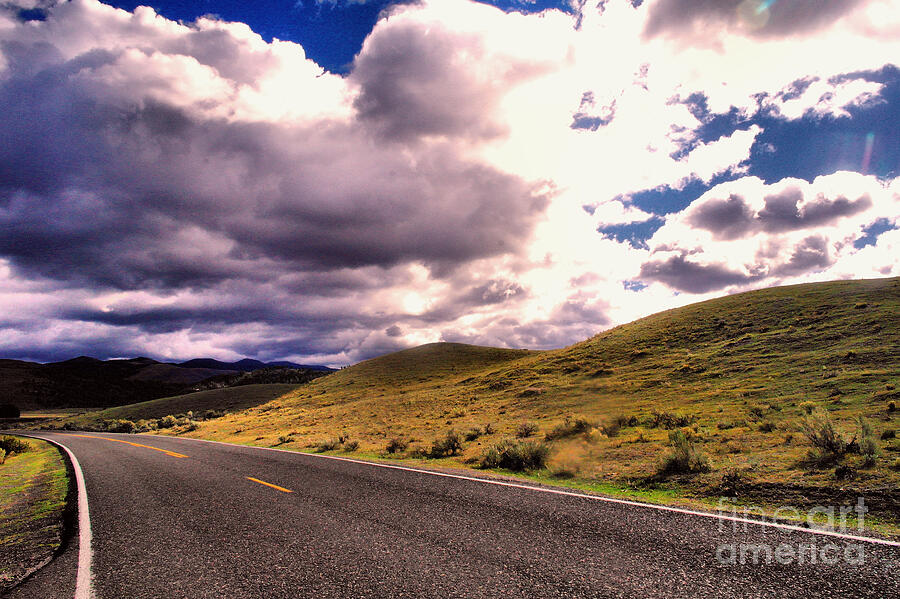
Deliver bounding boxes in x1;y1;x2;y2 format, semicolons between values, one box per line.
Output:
0;0;898;364
639;172;900;293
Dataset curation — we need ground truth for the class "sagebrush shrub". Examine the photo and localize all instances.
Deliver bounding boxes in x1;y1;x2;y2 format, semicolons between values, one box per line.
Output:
106;419;137;434
801;411;849;464
516;422;539;438
545;416;594;440
647;410;695;429
428;430;463;458
658;429;710;475
0;436;31;456
799;401;817;415
315;438;341;452
480;439;550;472
157;415;177;429
464;427;483;441
857;416;880;467
759;420;777;433
385;437;408;454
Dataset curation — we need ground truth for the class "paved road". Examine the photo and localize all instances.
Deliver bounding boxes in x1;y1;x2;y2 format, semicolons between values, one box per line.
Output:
6;432;899;598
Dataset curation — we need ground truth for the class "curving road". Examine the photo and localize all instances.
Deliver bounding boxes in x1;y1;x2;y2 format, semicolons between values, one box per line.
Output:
5;431;899;598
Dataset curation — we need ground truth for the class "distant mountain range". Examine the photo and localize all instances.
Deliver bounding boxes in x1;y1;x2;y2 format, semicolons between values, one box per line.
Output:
0;356;334;410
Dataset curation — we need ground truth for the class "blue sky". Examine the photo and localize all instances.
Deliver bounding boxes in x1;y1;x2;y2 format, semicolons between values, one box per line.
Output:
0;0;898;364
98;1;574;72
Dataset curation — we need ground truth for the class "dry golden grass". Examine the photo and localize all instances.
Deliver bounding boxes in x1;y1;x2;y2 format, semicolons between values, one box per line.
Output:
64;277;900;524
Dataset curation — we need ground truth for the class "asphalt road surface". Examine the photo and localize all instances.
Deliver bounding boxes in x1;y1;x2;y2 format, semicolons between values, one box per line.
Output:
6;431;899;598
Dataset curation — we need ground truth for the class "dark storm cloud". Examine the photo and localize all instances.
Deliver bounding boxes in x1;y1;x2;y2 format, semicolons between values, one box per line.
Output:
0;2;555;364
684;189;873;239
643;0;867;41
685;194;755;240
0;34;548;291
757;188;872;232
639;254;761;293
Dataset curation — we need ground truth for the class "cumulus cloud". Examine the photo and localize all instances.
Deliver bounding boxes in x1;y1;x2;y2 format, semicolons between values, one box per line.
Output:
0;0;898;365
352;21;511;141
685;187;873;239
643;0;867;41
640;172;899;293
639;254;762;293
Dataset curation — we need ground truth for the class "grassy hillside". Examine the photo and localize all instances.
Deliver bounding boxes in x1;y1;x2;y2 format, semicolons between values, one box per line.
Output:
64;277;900;523
0;357;235;410
62;384;300;428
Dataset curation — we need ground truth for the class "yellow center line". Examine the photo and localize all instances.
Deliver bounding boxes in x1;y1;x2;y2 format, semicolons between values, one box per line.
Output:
69;434;188;458
246;477;293;493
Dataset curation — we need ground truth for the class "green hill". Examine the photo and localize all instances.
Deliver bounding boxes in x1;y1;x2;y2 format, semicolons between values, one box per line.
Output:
62;384;300;428
0;357;235;410
58;277;900;525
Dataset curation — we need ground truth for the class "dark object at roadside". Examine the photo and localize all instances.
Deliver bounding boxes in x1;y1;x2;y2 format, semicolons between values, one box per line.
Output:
0;404;20;419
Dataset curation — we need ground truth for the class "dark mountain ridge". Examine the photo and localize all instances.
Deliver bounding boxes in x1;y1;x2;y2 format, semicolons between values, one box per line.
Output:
0;355;333;410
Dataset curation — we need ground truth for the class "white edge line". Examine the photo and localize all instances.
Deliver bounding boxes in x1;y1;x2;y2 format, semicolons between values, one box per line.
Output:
146;434;900;548
15;433;95;599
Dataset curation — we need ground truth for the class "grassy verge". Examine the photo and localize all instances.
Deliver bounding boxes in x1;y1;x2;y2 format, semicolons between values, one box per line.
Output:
0;437;69;592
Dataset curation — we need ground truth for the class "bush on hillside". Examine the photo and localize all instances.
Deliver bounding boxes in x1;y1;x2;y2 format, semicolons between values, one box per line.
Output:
515;422;539;438
0;436;31;456
600;414;638;438
759;420;777;433
106;419;137;434
464;427;483;441
647;410;696;429
545;416;594;441
658;429;710;476
480;439;550;472
315;438;341;452
157;415;178;429
0;448;5;464
428;430;463;458
857;416;880;467
800;411;851;464
385;437;408;454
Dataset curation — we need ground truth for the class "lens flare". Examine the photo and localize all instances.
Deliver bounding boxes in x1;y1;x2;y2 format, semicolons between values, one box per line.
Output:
861;132;875;174
737;0;773;30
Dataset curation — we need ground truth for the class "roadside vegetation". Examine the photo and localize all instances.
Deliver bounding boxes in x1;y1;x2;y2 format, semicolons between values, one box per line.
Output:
52;384;298;433
0;437;68;593
53;277;900;529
